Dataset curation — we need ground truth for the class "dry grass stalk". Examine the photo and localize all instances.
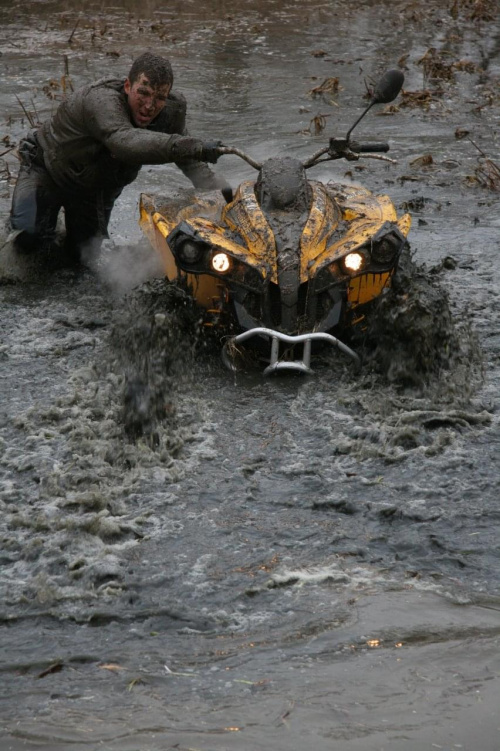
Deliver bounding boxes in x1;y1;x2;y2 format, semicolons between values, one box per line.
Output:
466;138;500;191
15;96;39;128
61;55;74;97
474;159;500;191
452;0;497;21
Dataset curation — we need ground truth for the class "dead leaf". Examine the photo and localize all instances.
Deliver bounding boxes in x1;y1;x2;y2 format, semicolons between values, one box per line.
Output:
418;48;454;81
410;154;434;168
399;89;443;111
398;53;409;69
451;59;478;73
314;115;327;134
376;103;400;116
463;0;496;22
308;77;341;98
37;662;64;679
127;677;146;691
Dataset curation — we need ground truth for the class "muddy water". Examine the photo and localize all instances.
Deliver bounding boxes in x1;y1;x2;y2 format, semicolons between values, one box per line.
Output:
1;0;500;749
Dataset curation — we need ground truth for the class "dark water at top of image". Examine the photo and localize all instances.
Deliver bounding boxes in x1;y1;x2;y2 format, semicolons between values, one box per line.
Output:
0;1;499;748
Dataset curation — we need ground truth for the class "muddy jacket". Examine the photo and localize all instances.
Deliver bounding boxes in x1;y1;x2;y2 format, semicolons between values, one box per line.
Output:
36;78;221;193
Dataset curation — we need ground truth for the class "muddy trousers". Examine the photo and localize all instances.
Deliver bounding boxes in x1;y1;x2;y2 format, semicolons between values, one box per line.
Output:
10;146;121;261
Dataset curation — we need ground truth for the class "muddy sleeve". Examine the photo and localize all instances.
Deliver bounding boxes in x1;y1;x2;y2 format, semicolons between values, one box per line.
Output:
158;93;230;191
177;159;230;190
83;87;183;165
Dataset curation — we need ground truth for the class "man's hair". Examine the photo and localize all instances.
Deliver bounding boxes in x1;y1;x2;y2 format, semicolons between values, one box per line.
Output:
128;52;173;88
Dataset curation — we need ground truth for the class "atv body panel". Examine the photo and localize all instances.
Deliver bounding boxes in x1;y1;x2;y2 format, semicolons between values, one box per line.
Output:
139;160;411;371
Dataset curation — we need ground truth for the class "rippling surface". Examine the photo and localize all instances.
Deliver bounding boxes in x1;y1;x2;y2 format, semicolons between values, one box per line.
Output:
1;1;500;748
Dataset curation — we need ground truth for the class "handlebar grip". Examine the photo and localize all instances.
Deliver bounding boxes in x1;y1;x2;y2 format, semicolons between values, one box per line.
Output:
351;141;390;153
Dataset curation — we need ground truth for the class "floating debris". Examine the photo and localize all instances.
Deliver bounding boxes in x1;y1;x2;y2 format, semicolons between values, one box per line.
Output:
451;0;497;22
452;58;479;73
37;662;64;679
466;139;500;191
300;113;331;135
418;48;455;81
308;76;341;100
472;158;500;191
399;89;444;110
410;154;434;168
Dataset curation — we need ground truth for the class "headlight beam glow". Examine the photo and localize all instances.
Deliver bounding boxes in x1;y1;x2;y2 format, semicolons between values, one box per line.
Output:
212;252;231;273
343;251;364;272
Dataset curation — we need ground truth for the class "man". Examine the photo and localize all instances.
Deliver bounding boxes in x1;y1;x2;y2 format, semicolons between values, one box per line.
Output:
9;51;229;263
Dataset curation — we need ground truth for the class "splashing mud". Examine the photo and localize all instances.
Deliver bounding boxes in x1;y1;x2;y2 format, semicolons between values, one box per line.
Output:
108;278;203;440
359;249;483;393
0;268;216;621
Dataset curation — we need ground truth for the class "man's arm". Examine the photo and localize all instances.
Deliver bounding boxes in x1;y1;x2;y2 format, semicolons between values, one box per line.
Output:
85;84;231;194
176;158;227;191
84;85;205;165
151;91;231;193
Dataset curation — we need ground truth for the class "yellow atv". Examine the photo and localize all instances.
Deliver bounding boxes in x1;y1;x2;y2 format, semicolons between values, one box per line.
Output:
139;70;411;374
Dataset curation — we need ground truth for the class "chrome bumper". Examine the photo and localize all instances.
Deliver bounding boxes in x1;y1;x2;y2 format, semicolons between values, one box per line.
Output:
222;327;360;375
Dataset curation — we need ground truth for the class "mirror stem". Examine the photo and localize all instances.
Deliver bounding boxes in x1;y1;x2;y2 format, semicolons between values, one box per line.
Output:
345;101;375;142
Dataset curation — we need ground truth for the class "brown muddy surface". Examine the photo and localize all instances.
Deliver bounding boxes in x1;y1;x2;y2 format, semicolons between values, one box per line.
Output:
1;1;500;749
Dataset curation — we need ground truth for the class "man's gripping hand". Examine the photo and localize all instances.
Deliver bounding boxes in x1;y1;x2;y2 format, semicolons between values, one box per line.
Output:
201;141;223;164
171;137;223;164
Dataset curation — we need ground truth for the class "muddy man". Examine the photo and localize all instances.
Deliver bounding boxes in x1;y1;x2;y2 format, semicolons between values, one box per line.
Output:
9;51;230;264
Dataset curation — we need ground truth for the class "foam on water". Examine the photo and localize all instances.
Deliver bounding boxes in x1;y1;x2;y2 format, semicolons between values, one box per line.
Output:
0;272;221;619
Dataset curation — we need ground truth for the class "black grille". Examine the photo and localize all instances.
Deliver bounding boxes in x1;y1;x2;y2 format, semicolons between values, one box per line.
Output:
268;283;281;326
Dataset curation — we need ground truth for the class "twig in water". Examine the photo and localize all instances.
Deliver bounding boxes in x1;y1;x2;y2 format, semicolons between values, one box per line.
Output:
15;96;37;128
68;17;80;44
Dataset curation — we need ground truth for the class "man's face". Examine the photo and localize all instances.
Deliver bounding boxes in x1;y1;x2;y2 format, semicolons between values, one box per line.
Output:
124;73;171;127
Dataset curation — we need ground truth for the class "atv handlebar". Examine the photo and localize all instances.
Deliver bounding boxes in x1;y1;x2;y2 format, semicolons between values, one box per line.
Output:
217;139;395;172
218;146;262;170
350;141;390;153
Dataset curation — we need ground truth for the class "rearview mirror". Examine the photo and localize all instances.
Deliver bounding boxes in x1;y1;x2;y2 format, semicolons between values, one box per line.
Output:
372;69;405;104
345;67;405;141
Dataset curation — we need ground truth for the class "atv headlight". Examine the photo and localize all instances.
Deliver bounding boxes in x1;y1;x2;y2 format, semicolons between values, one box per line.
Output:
342;251;365;273
178;239;205;264
212;252;231;273
371;236;399;264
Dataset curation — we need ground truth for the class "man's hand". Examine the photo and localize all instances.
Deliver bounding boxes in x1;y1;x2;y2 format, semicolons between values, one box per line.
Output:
172;137;223;164
201;140;223;164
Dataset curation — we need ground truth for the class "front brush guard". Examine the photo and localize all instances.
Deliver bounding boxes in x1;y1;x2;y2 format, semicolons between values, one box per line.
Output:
222;327;360;375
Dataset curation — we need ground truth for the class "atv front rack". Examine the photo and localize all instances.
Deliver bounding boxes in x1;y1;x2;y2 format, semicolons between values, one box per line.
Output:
222;327;360;375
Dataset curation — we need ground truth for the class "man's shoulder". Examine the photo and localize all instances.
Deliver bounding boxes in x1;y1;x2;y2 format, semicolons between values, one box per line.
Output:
165;89;187;111
79;78;127;119
150;89;187;133
87;77;126;93
79;77;124;105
